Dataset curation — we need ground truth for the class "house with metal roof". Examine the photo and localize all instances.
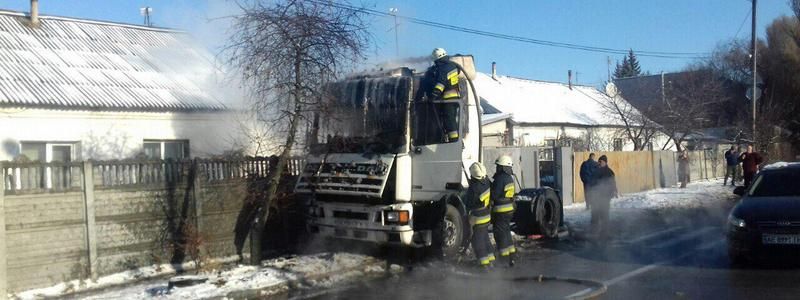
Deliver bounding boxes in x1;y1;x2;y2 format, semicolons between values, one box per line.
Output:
0;7;246;162
474;70;673;152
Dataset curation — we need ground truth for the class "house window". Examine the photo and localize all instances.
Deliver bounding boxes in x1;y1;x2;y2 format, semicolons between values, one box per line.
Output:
143;140;189;160
613;138;624;151
19;142;78;162
543;139;556;148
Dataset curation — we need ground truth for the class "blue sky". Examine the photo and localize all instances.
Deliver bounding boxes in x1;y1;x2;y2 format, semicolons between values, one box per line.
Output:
2;0;792;85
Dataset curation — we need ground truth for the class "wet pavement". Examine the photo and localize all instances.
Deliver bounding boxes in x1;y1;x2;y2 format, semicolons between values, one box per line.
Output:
298;183;800;299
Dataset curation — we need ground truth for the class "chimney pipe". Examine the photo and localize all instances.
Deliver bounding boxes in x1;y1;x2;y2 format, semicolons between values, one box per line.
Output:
568;70;573;90
491;62;497;80
30;0;40;28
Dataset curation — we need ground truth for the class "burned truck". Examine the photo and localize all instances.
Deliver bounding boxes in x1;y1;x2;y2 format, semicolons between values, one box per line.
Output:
296;55;563;256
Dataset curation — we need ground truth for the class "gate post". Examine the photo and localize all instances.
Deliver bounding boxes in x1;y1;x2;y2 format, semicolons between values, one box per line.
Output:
0;163;7;300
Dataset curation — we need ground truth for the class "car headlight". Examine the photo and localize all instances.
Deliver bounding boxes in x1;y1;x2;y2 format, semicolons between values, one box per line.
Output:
729;215;746;228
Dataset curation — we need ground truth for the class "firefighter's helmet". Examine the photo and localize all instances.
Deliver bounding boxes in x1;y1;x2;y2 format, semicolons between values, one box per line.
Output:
495;155;513;167
469;162;487;180
432;48;447;60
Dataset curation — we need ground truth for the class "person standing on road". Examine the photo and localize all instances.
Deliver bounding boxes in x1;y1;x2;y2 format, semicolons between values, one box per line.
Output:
579;153;599;210
491;155;517;267
723;146;739;186
677;151;690;188
591;155;617;239
465;162;495;269
739;145;764;188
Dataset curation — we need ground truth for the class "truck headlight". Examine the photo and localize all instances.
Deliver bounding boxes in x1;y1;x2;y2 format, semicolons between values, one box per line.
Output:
385;210;409;225
729;215;746;228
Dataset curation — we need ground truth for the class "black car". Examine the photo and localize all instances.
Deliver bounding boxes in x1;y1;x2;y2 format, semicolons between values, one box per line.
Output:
728;162;800;264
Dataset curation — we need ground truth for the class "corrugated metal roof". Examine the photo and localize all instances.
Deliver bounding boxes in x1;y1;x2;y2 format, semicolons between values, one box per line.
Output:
0;10;225;111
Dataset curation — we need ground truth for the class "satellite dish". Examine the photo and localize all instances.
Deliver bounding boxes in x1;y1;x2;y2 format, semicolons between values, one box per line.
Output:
604;82;619;97
745;86;762;101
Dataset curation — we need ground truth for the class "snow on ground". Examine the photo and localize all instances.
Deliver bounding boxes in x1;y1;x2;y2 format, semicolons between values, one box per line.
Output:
564;179;736;229
16;253;384;300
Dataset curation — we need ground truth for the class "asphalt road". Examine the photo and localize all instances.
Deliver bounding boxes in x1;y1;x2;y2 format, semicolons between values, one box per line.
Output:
300;186;800;300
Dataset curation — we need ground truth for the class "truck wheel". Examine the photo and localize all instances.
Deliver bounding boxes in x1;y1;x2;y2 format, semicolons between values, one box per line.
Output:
441;204;465;258
535;192;562;239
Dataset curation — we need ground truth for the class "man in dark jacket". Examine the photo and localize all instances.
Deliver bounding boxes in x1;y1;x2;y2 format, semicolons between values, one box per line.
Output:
491;155;517;266
723;146;739;186
591;155;617;238
579;153;598;210
419;48;461;142
466;162;495;269
739;145;764;188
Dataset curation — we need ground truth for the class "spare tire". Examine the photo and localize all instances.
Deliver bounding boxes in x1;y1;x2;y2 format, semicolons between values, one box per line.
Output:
534;189;562;239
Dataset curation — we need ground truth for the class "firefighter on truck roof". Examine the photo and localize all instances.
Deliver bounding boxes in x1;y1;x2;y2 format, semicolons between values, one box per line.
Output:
492;155;517;267
421;47;461;142
466;162;496;269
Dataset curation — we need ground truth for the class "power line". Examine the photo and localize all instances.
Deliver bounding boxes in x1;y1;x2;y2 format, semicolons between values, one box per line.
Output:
733;7;751;39
311;0;711;59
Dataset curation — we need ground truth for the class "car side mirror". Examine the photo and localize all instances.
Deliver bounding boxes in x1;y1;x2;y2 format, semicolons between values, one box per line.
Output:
733;186;746;196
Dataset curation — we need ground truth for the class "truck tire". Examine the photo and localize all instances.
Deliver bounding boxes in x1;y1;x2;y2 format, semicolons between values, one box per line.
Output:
441;204;465;258
534;190;562;239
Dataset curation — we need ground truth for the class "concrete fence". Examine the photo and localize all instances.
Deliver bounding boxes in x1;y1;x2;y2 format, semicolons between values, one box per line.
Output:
0;157;304;296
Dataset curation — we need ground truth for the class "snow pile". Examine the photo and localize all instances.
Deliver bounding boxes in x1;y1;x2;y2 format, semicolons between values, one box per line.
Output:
564;179;735;228
62;253;383;300
14;256;241;300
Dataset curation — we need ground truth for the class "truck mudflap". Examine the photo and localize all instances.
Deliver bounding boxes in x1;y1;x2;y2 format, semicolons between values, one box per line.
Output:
511;187;563;237
305;202;433;248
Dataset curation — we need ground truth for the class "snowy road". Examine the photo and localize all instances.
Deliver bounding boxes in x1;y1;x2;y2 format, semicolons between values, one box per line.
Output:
308;180;800;299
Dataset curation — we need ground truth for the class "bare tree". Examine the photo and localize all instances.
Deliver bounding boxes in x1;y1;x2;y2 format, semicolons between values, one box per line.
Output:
224;0;370;264
597;86;661;151
792;0;800;21
656;67;731;151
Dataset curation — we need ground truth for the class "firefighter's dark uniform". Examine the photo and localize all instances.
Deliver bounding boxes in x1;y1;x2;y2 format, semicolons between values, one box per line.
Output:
465;177;495;267
422;57;461;141
491;166;517;263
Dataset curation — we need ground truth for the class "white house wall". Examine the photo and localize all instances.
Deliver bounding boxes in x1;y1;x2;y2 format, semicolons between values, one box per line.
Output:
512;125;674;151
481;120;508;147
0;108;250;161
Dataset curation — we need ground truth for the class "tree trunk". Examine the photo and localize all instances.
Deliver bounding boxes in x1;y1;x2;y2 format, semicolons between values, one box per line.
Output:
250;55;305;265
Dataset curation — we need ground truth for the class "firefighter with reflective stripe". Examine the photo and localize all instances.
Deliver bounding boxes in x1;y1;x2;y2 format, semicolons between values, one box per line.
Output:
466;162;495;269
491;155;517;266
422;48;461;141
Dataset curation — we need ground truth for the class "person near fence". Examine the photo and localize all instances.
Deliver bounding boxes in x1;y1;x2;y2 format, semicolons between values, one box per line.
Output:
590;155;617;239
677;151;690;188
739;145;764;188
579;153;599;210
723;146;739;186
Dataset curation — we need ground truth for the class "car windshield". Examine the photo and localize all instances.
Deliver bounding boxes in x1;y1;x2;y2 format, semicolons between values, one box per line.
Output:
748;170;800;197
311;76;411;154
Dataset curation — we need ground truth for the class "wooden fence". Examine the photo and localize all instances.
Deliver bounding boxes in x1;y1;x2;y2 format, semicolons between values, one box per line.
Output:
570;150;732;203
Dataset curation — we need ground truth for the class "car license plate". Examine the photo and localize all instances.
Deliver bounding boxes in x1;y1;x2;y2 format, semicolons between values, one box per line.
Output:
762;234;800;245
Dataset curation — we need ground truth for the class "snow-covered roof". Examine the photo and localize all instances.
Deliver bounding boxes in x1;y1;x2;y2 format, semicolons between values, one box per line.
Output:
474;72;624;126
0;10;225;111
481;112;512;125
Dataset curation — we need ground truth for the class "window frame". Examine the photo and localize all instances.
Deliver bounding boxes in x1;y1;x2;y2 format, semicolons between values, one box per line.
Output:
19;141;79;162
143;139;190;160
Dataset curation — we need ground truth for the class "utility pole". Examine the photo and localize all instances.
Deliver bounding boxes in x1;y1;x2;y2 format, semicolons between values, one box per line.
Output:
751;0;757;145
389;8;399;57
606;56;611;82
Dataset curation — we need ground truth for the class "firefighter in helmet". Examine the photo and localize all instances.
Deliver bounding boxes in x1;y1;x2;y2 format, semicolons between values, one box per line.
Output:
491;155;517;266
421;47;461;142
466;162;495;269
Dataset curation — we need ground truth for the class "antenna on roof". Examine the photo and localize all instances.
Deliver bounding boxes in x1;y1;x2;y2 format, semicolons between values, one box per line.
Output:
140;7;153;27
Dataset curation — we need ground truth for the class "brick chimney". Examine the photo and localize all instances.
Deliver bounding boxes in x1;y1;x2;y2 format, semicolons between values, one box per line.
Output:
491;62;497;80
29;0;40;28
